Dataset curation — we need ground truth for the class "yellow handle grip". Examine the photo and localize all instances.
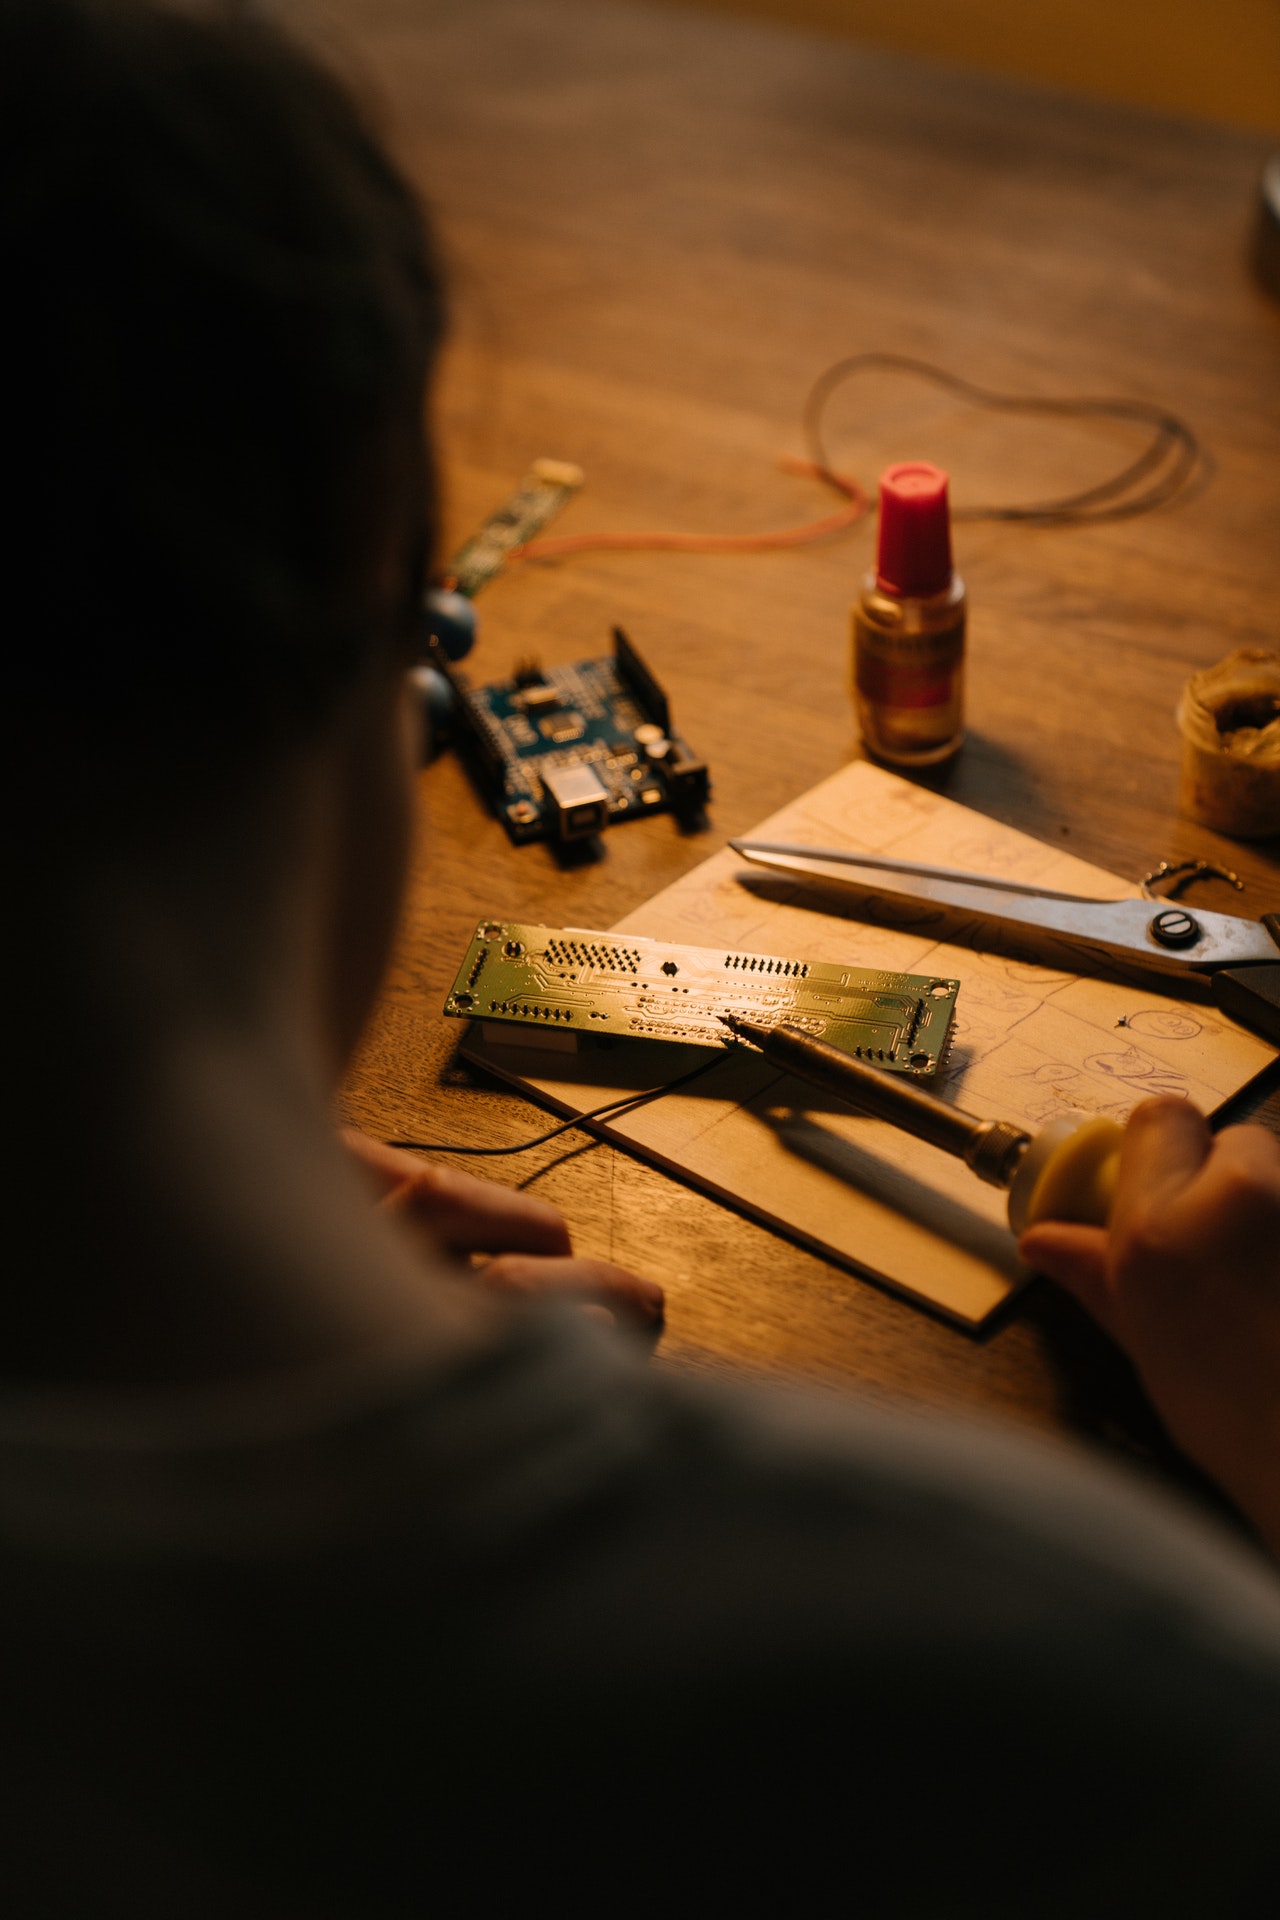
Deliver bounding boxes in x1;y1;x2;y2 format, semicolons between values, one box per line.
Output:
1007;1115;1124;1234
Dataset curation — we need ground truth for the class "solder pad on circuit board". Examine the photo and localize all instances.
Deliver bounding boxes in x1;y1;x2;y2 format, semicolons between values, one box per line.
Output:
445;922;959;1074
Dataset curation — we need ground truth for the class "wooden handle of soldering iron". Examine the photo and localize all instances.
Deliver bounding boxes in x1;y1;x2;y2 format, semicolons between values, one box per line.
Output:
1008;1115;1125;1234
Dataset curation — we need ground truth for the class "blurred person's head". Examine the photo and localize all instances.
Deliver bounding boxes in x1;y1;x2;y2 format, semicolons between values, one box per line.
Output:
1;0;444;1068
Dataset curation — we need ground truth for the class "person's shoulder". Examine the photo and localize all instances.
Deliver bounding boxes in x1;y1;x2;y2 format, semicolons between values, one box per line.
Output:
401;1311;1280;1912
405;1305;1280;1700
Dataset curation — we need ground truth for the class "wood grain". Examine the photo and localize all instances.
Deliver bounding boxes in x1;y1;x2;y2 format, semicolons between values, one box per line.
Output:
322;0;1280;1489
653;0;1280;136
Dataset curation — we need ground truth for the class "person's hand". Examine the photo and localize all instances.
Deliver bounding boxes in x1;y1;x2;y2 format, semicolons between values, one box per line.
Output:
340;1130;663;1333
1019;1097;1280;1551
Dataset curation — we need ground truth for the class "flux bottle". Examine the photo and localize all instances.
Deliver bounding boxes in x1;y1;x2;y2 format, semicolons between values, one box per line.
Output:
852;461;966;766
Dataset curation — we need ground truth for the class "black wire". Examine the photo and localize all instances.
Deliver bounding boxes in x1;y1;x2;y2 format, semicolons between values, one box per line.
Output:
802;352;1205;526
385;1049;728;1157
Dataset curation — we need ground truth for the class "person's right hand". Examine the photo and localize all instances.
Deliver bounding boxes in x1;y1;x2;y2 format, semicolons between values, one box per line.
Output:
1019;1097;1280;1553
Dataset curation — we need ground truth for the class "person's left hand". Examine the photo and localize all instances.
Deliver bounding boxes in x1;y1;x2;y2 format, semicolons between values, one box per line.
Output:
340;1129;664;1332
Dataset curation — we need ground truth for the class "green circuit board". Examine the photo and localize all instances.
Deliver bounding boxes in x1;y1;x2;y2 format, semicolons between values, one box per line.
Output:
443;459;583;597
445;922;959;1074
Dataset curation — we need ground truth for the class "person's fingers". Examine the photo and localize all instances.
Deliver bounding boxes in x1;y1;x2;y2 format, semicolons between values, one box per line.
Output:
1017;1222;1115;1332
1108;1097;1212;1248
339;1135;574;1257
1098;1114;1279;1316
339;1127;425;1200
380;1161;574;1258
1166;1123;1280;1271
479;1253;665;1328
1191;1120;1280;1196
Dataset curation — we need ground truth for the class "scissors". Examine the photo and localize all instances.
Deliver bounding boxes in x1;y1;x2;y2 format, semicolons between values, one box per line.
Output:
728;840;1280;1047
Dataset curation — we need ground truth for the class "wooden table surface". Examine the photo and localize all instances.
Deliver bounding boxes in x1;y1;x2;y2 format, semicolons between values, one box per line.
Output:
328;0;1280;1485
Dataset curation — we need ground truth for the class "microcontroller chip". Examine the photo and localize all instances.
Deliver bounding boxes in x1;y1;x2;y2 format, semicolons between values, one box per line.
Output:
540;713;585;743
515;685;561;714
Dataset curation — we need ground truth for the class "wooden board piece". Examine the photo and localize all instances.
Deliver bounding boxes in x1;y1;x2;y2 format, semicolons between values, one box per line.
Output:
466;759;1274;1328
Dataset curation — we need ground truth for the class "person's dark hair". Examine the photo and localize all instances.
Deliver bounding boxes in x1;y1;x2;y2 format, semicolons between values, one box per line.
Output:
2;0;443;784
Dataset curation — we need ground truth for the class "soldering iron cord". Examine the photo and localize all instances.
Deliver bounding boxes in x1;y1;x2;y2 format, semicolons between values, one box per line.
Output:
384;1050;727;1158
802;352;1205;525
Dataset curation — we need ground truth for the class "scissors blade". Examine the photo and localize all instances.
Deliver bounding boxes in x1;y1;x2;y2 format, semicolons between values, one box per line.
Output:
730;843;1109;903
729;840;1280;982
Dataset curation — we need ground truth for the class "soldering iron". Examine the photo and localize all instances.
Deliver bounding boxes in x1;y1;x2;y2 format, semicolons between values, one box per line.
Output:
721;1015;1123;1232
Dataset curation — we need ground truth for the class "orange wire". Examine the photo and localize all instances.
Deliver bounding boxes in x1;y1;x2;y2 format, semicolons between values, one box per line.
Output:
507;457;870;562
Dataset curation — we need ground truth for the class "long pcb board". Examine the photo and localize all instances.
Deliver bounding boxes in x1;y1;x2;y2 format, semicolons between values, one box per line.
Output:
445;922;959;1074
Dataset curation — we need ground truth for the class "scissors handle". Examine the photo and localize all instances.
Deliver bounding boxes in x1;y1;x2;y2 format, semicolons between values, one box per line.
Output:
1212;962;1280;1048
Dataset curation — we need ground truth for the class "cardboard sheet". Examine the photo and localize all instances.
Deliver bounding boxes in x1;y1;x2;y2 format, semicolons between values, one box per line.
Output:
464;760;1275;1329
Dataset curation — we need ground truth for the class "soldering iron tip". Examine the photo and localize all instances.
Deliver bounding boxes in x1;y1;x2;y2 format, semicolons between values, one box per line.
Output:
719;1012;768;1046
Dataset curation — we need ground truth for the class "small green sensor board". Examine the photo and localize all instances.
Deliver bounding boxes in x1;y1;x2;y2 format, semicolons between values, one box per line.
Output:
445;922;959;1074
443;459;584;598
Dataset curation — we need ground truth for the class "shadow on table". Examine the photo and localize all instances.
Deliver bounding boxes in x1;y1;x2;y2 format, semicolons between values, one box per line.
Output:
754;1101;1023;1283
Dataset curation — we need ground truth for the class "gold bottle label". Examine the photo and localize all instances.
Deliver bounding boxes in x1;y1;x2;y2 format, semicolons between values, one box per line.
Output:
853;611;965;763
856;618;963;699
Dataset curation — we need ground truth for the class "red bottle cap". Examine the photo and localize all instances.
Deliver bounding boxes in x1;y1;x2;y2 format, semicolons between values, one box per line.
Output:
875;462;953;598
